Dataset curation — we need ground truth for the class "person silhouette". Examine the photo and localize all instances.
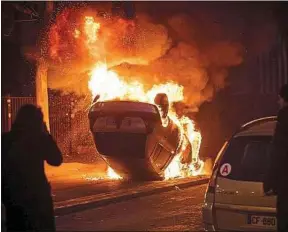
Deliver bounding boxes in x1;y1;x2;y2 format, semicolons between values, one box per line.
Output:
2;104;63;232
264;84;288;232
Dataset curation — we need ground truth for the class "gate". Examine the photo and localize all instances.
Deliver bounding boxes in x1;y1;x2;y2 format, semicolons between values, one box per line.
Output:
1;96;93;158
1;96;36;133
48;95;73;155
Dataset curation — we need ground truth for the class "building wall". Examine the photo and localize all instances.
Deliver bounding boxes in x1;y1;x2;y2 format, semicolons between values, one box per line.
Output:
258;36;288;94
198;33;287;161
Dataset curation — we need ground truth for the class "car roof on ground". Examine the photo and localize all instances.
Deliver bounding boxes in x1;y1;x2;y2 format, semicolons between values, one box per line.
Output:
235;118;276;137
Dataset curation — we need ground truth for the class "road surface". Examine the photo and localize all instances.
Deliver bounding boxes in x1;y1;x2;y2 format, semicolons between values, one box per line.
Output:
52;180;143;202
48;162;210;204
56;184;206;231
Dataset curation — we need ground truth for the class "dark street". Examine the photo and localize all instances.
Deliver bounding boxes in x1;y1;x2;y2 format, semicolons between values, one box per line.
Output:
56;184;206;231
47;162;209;204
52;178;202;203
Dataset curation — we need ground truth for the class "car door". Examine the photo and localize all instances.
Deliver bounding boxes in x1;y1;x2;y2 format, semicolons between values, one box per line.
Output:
214;135;277;231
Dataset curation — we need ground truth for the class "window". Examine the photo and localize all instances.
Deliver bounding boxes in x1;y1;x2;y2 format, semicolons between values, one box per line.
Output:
240;141;271;181
219;136;272;182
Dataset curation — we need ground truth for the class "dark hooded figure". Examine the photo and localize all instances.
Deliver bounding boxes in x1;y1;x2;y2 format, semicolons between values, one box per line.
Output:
264;84;288;232
2;104;63;232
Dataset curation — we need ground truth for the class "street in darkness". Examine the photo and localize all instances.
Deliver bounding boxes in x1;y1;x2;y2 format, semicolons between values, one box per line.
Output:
56;184;206;231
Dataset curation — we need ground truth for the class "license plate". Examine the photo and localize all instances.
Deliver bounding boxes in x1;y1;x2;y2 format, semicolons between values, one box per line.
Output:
248;215;277;227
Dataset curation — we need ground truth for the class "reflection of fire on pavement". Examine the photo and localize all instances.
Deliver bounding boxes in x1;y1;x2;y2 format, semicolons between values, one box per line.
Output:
45;162;107;182
81;166;121;181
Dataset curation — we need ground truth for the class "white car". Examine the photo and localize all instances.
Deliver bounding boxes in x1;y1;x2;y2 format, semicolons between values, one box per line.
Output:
202;116;277;231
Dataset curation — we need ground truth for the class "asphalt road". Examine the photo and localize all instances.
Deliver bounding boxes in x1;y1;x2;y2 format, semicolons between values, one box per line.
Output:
56;184;206;231
52;180;142;202
51;176;206;203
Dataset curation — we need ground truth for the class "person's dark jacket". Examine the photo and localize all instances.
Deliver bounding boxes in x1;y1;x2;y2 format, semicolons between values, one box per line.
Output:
2;129;63;231
264;106;288;194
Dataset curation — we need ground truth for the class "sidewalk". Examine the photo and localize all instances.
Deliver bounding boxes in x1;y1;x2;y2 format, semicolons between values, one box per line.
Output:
45;162;107;185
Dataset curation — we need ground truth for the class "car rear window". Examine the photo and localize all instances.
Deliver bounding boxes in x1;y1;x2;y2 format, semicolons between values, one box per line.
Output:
219;136;273;182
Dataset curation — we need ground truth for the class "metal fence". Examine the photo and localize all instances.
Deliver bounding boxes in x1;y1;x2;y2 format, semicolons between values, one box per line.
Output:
1;96;94;158
48;95;73;155
1;97;37;132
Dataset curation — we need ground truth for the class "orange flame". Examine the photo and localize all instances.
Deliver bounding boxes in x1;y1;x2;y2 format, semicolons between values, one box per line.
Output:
74;29;81;38
82;16;204;180
107;167;122;180
84;16;101;45
88;63;204;180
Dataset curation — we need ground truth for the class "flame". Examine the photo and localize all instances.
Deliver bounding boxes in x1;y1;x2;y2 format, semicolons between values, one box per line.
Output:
83;16;204;180
84;16;101;45
88;63;147;102
164;116;204;179
107;166;122;180
88;62;204;180
74;29;81;39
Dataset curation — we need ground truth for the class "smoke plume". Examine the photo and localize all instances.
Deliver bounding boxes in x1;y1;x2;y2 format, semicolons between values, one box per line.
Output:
47;4;244;109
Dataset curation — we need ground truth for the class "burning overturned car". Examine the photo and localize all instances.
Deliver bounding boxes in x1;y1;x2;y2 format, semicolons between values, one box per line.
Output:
89;92;203;180
46;10;205;180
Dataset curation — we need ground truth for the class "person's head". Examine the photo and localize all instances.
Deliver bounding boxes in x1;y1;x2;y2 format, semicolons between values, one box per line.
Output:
11;104;45;132
278;84;288;108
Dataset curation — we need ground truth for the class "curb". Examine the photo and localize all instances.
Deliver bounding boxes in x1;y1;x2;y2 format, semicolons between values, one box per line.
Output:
55;177;209;216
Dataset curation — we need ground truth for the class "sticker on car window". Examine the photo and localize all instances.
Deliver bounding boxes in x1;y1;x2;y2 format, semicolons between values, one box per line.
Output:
220;163;232;176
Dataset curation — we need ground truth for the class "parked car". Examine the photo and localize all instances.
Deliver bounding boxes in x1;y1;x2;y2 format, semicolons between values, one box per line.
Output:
202;116;277;231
